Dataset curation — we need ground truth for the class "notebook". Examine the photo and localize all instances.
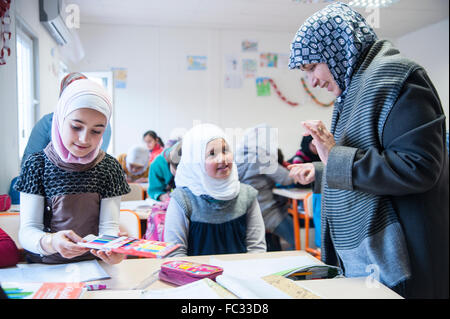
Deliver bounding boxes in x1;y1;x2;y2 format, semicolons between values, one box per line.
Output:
78;234;181;258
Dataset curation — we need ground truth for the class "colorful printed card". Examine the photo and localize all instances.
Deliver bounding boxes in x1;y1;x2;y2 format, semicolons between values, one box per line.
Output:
79;234;181;258
2;282;86;299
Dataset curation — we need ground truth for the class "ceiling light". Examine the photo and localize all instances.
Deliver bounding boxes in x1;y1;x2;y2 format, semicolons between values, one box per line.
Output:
348;0;400;8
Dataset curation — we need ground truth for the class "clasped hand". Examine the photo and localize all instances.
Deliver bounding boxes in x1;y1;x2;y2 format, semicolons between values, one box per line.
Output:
287;120;335;185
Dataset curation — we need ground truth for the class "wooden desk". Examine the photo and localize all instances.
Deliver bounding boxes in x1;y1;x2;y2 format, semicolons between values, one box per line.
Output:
272;188;312;251
82;251;402;299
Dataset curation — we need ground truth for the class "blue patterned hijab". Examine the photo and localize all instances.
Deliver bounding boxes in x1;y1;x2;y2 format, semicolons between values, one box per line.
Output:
289;2;378;100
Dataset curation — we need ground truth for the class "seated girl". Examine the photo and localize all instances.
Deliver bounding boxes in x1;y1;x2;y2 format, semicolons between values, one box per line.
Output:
143;130;164;164
147;140;182;201
14;77;130;265
164;123;266;256
117;145;150;183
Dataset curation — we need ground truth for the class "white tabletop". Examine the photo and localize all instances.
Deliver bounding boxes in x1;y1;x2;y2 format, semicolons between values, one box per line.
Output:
82;250;402;299
120;198;159;220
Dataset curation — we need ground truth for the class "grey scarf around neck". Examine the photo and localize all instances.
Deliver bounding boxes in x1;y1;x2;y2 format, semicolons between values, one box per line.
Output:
321;40;420;288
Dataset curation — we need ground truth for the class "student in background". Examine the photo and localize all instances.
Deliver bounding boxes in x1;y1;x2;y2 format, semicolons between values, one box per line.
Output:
14;77;130;265
0;228;20;268
143;130;164;164
236;124;296;250
117;145;150;183
147;141;182;202
287;135;320;164
287;2;448;298
164;123;266;256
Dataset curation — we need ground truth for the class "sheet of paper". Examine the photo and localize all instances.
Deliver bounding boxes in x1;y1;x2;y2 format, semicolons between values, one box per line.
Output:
0;260;110;283
209;255;321;279
216;274;291;299
142;278;235;299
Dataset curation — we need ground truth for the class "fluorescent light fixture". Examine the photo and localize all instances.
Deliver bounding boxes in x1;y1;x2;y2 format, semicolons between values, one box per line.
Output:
348;0;399;8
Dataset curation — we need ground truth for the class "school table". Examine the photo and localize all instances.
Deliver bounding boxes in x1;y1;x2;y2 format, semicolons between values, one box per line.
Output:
272;188;313;252
120;198;158;220
82;250;403;299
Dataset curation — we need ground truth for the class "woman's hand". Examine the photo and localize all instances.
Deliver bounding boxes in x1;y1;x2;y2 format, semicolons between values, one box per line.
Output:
90;249;125;265
51;230;90;259
287;163;315;185
302;120;336;165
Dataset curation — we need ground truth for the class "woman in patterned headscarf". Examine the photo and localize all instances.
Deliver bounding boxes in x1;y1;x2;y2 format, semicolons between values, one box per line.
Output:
287;2;448;298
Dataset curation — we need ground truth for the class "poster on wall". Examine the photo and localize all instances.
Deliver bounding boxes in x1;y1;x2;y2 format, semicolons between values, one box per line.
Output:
241;40;258;52
260;53;278;68
187;55;207;70
242;59;257;78
256;77;271;96
277;53;290;69
224;73;243;89
112;68;128;89
224;54;239;73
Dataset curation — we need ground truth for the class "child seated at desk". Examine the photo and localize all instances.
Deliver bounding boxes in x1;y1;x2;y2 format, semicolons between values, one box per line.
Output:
117;145;150;183
236;124;296;250
14;77;130;265
164;123;266;256
147;141;182;201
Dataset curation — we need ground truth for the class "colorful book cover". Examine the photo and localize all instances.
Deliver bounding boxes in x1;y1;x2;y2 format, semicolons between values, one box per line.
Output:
79;234;181;258
2;282;86;299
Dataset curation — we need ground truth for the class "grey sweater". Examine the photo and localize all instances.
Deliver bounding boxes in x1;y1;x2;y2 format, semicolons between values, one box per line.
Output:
237;162;294;232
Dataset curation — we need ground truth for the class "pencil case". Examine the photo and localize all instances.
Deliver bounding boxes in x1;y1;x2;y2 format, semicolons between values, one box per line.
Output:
159;260;224;286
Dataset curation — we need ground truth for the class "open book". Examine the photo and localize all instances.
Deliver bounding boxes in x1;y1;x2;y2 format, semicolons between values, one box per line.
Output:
79;234;180;258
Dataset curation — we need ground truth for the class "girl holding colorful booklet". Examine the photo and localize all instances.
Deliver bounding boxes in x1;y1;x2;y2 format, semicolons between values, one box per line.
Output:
14;73;130;265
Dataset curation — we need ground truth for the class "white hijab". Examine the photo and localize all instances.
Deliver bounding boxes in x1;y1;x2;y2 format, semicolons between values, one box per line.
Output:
175;123;240;200
51;79;112;164
126;145;150;176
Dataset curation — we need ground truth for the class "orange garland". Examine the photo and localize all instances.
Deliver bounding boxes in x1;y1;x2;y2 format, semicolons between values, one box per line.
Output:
300;77;335;107
268;78;299;107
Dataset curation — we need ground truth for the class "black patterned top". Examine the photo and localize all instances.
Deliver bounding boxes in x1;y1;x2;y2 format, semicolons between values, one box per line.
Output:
15;151;131;199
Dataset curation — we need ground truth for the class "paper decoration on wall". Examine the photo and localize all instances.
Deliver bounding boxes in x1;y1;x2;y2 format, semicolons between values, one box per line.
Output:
224;73;243;89
187;55;207;70
256;77;271;96
113;68;128;89
300;77;335;107
242;59;257;78
260;53;278;68
225;54;239;73
241;40;258;52
0;0;12;66
277;53;290;70
269;78;298;106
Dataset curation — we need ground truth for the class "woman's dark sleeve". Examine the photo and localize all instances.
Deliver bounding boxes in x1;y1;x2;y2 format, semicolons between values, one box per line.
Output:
326;69;446;196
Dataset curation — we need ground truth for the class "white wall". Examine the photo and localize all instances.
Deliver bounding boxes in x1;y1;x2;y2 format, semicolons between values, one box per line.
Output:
74;24;336;158
0;1;18;194
396;19;449;129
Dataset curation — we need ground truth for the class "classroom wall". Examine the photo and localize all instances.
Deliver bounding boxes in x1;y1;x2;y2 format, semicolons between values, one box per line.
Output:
73;24;336;158
395;18;449;129
0;1;18;194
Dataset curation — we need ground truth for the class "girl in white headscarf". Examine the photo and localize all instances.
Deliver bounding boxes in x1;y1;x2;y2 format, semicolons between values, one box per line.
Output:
117;145;150;183
15;77;130;265
164;123;266;256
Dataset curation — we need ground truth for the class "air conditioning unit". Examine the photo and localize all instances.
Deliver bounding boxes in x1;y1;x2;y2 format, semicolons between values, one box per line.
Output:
39;0;84;63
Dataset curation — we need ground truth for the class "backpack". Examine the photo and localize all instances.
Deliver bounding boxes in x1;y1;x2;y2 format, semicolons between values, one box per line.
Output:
144;201;169;241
